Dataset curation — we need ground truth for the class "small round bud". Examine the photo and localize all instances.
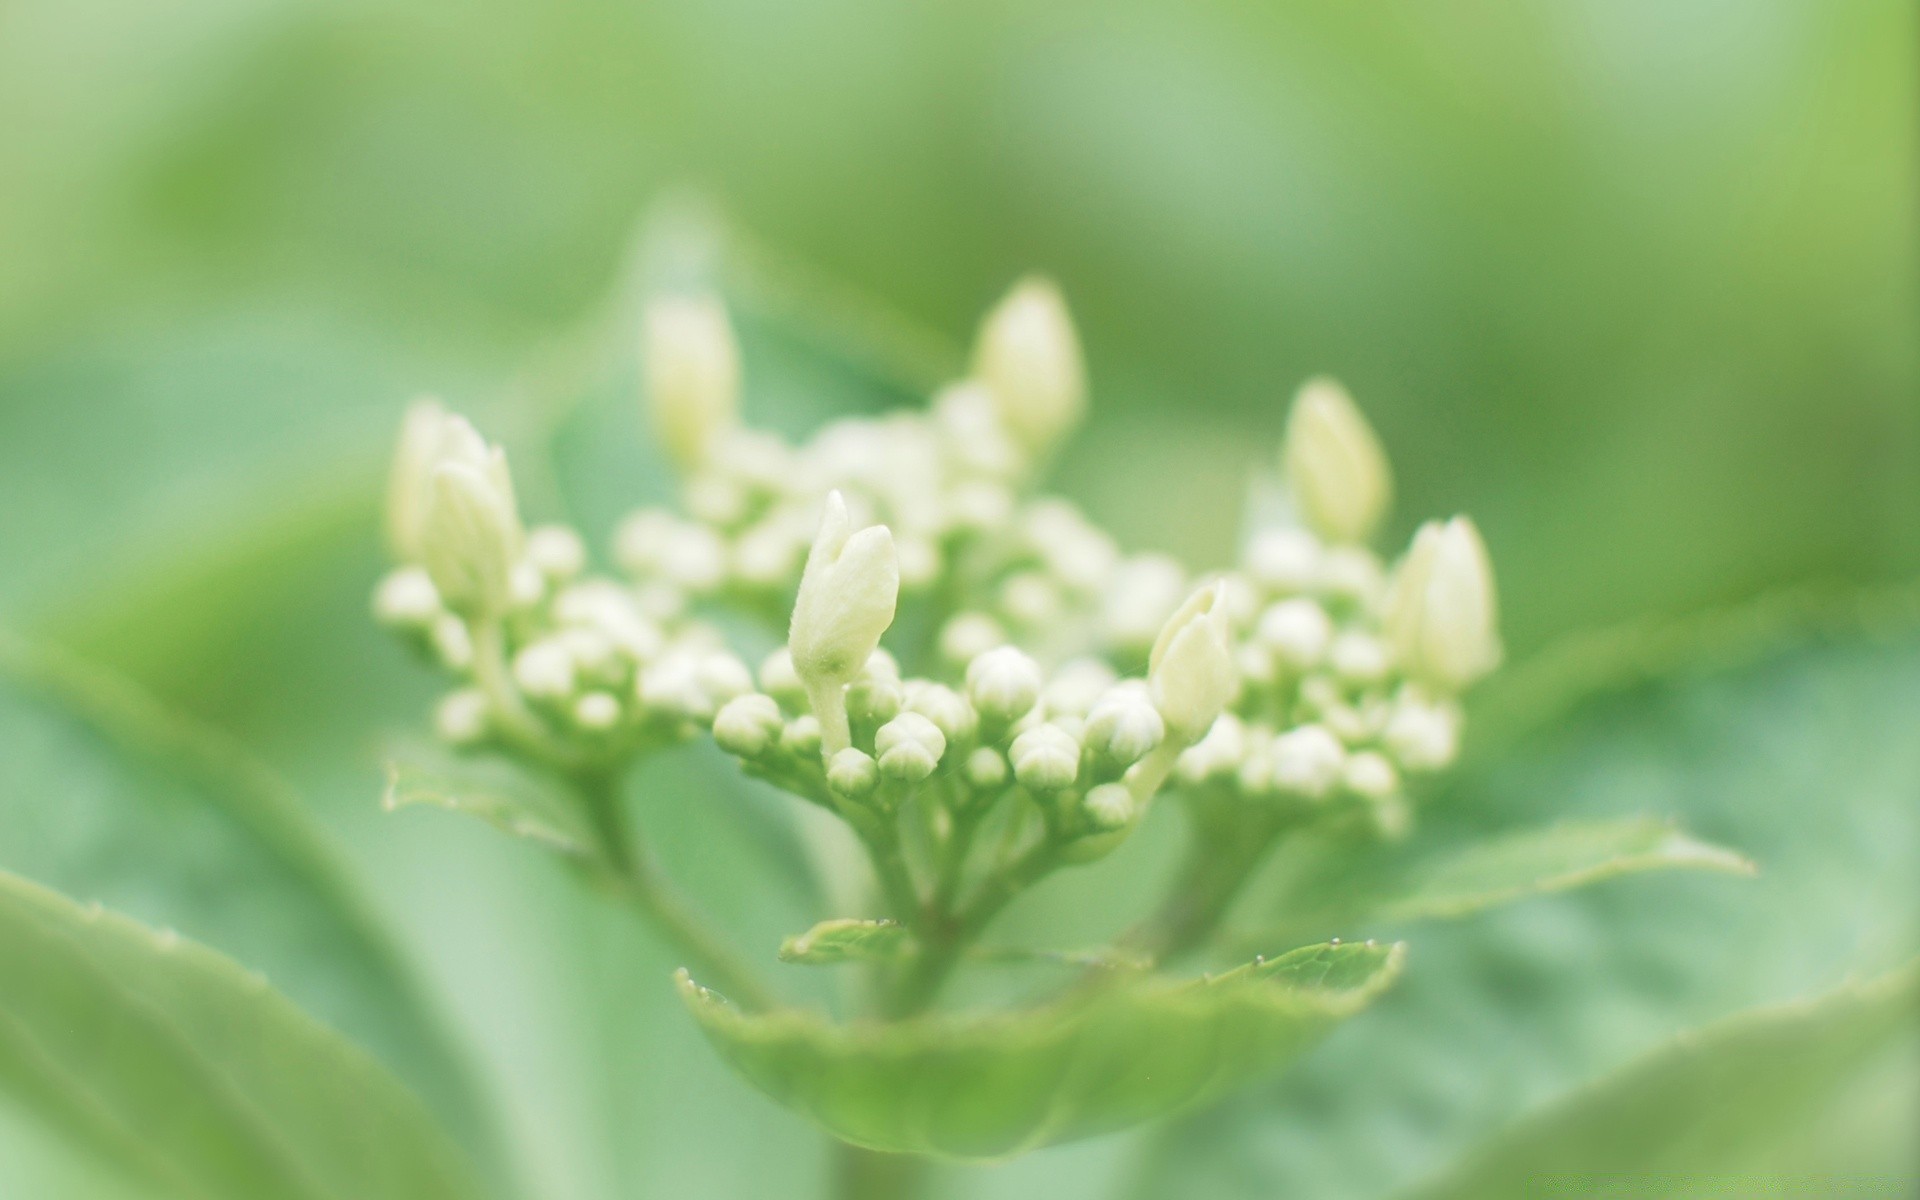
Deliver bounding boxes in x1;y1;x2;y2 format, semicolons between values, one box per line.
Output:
1101;555;1188;652
998;571;1062;628
434;688;489;745
905;683;978;744
1081;783;1137;834
939;612;1007;666
507;562;546;611
1269;725;1347;798
713;694;783;758
1383;694;1461;772
525;525;587;582
1283;377;1392;544
826;748;879;797
696;653;754;707
758;649;806;709
1041;657;1119;718
780;715;823;758
1176;713;1247;784
684;474;749;527
875;712;946;783
573;692;622;731
731;520;803;589
1320;547;1386;606
1010;723;1080;791
1343;751;1400;799
1330;632;1392;686
513;640;577;701
894;536;941;591
429;615;474;671
964;747;1009;790
1256;599;1333;670
1244;528;1322;594
1083;684;1165;766
373;566;441;628
966;646;1043;722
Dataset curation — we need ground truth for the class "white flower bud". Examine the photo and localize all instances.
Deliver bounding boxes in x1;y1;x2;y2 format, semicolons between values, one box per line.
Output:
1080;783;1137;834
780;715;823;758
1383;693;1461;772
1256;598;1333;670
573;692;622;731
696;653;754;708
972;276;1085;456
387;398;452;560
875;712;946;783
1083;683;1165;766
1343;751;1400;799
713;693;783;758
846;669;905;726
894;536;941;591
1010;723;1080;791
1269;724;1347;798
933;382;1022;477
1385;517;1501;691
420;453;524;619
434;688;490;744
1283;377;1392;544
1175;713;1247;784
939;612;1007;666
965;646;1043;723
789;491;901;694
826;748;879;797
373;566;441;629
684;473;749;527
757;649;806;709
1330;632;1392;686
947;480;1015;531
998;571;1062;628
1149;581;1238;742
732;520;804;589
905;683;978;744
643;294;740;470
1244;528;1322;594
1320;546;1386;606
525;525;587;582
429;615;473;670
964;747;1009;790
1041;657;1119;718
513;640;577;701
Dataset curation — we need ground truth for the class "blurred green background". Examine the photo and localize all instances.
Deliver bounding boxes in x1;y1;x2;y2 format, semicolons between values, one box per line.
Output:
0;1;1913;1197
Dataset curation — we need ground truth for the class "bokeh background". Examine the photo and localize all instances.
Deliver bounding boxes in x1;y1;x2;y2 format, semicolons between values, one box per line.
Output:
0;1;1914;1198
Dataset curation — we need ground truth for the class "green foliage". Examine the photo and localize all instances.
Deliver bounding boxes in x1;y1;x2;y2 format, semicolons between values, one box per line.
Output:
0;868;485;1200
385;747;597;860
780;918;911;966
1407;962;1920;1200
681;941;1403;1159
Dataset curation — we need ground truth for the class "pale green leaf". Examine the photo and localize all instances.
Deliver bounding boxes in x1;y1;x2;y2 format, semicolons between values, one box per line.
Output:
681;940;1404;1160
778;918;910;965
1405;962;1920;1200
0;869;485;1200
383;746;596;860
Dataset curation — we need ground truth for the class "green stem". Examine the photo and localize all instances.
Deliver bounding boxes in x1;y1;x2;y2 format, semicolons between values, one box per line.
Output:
887;837;1062;1017
1122;812;1286;965
574;769;777;1011
832;1142;931;1200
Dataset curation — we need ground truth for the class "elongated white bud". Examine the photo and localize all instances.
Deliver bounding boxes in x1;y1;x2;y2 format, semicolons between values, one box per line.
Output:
643;294;741;470
1148;581;1238;741
386;402;516;559
972;276;1086;456
790;491;899;754
1385;516;1501;691
1283;377;1392;545
420;454;524;619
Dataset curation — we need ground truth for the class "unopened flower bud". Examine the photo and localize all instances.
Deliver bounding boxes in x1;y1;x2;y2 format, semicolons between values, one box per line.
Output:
1041;657;1119;718
429;615;473;670
1343;750;1400;799
573;692;622;731
780;715;823;758
434;688;489;745
1080;783;1137;834
713;693;783;758
1083;683;1165;766
1010;723;1080;791
758;649;806;709
998;571;1062;628
790;491;901;695
905;683;978;744
513;640;577;701
1383;693;1461;771
875;712;946;782
964;747;1009;790
526;525;588;582
1329;632;1392;686
965;646;1043;723
1244;528;1322;593
939;612;1007;666
1256;598;1333;670
826;748;879;797
1269;724;1347;798
373;566;441;628
1149;581;1238;741
973;276;1085;456
643;294;740;470
421;455;525;619
1283;377;1392;545
1385;517;1501;691
1102;555;1188;652
1175;713;1246;784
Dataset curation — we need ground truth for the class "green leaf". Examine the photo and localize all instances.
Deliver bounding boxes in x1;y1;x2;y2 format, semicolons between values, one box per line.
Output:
0;634;495;1167
1404;962;1920;1200
1240;817;1754;951
383;746;596;860
778;918;910;965
681;940;1404;1159
0;868;485;1200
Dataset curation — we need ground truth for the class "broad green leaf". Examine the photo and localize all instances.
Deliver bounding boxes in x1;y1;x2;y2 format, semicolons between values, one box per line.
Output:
1131;623;1920;1200
1405;962;1920;1200
1238;817;1754;952
682;940;1404;1159
384;746;596;860
0;868;484;1200
0;634;494;1165
779;918;910;965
